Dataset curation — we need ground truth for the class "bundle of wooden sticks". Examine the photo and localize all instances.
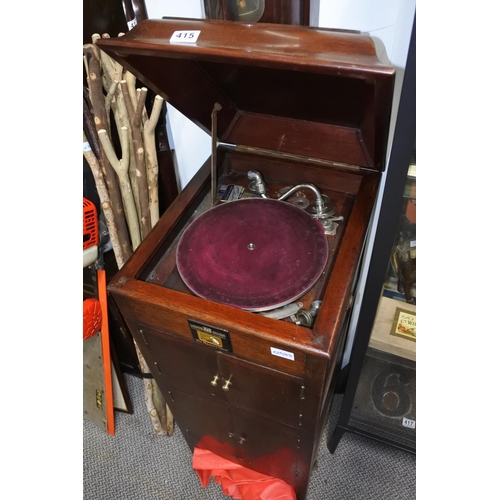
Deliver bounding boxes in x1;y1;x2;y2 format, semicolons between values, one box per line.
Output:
83;33;174;437
83;32;164;267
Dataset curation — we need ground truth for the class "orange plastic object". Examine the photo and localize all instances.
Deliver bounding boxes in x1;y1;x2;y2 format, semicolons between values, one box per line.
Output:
192;447;297;500
83;198;99;250
83;298;102;340
98;269;115;436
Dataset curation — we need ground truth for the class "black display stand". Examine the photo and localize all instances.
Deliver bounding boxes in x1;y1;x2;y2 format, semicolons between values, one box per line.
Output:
328;15;416;455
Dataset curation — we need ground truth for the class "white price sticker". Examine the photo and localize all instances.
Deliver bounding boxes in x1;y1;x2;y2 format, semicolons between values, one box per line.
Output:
170;30;201;44
402;417;416;429
270;347;295;361
83;141;92;152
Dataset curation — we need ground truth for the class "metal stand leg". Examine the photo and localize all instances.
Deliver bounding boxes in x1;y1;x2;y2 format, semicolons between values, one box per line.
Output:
327;426;346;454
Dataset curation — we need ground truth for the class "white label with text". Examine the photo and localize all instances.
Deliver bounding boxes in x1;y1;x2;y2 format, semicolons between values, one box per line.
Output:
170;30;201;44
402;417;416;429
270;347;294;361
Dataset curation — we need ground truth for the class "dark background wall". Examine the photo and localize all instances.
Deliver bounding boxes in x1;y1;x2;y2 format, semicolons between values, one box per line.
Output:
83;0;128;44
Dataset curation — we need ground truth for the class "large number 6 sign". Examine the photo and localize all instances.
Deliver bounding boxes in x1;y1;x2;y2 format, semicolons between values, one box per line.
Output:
371;367;412;418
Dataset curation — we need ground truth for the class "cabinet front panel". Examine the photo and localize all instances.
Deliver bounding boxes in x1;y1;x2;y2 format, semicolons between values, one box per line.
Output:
138;323;305;427
217;351;304;428
137;323;224;402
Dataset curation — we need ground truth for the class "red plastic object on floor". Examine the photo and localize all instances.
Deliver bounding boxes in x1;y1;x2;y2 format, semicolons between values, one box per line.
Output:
192;447;297;500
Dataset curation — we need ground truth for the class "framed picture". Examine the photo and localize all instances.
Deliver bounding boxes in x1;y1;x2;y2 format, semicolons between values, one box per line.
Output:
390;308;416;342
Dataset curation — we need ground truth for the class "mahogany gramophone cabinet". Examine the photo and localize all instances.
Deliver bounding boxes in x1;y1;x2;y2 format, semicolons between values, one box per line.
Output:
97;17;394;499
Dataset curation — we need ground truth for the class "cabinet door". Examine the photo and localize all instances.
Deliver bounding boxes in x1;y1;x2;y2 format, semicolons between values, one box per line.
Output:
165;386;300;488
165;386;238;461
231;407;298;488
137;324;223;402
216;351;304;427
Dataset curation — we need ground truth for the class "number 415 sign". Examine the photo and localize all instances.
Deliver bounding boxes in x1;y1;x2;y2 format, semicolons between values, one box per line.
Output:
170;30;201;44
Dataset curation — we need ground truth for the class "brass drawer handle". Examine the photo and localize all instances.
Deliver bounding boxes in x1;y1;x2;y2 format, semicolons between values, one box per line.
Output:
210;374;220;387
222;375;233;392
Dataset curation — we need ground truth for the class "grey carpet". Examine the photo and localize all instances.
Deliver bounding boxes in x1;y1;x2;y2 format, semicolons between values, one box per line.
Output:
84;373;415;499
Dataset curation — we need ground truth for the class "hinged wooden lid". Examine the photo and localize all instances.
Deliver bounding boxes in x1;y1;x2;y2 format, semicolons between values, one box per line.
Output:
96;18;395;171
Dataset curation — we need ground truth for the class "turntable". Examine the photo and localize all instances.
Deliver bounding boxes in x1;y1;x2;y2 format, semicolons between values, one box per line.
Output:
99;18;394;500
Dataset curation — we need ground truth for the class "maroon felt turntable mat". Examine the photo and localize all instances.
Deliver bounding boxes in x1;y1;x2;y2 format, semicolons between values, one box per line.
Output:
176;198;328;311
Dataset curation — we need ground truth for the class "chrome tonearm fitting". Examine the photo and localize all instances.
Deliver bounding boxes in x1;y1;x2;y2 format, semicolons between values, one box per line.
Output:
248;170;329;217
247;170;343;235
